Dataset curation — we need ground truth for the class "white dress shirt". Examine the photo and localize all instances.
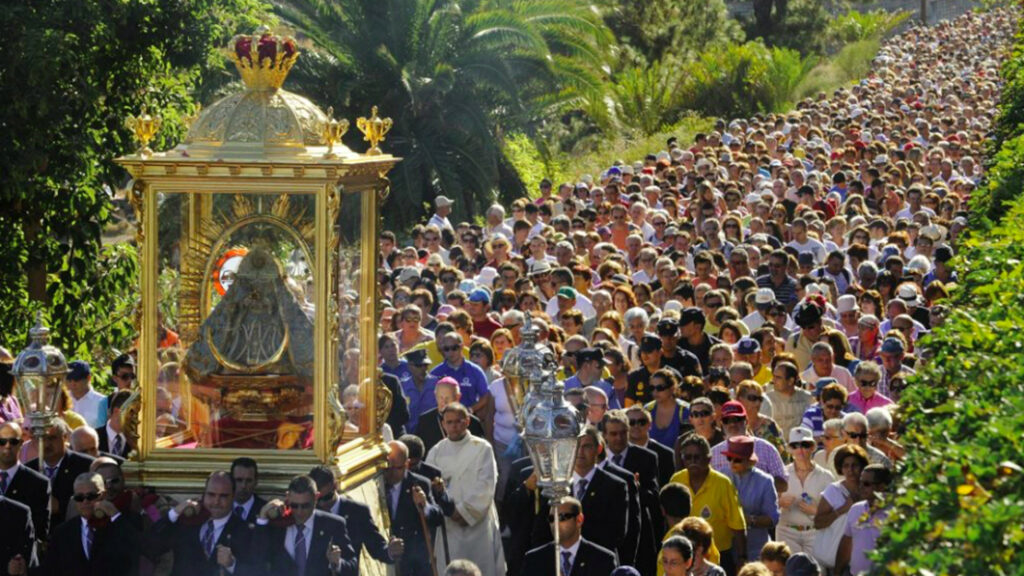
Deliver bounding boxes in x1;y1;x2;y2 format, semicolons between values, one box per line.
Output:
285;514;316;559
559;537;582;572
105;422;126;456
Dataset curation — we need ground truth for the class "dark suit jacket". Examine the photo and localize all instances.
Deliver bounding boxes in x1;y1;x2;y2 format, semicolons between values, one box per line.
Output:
416;408;485;456
599;461;643;568
410;461;442;482
43;515;140;576
330;495;390;567
96;430;132;459
381;372;410;436
615;446;661;575
386;472;444;576
257;510;358;576
0;496;36;570
645;439;676;488
5;465;52;543
503;460;539;576
521;539;618;576
149;512;260;576
27;451;95;526
525;466;629;559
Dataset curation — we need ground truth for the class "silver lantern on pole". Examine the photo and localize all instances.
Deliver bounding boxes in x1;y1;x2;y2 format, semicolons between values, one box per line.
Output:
506;313;581;576
11;313;68;472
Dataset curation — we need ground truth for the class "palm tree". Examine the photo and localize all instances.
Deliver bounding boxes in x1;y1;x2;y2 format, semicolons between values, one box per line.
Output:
275;0;613;229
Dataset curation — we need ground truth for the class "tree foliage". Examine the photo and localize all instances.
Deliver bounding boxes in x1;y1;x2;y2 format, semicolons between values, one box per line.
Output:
0;0;264;361
600;0;743;64
273;0;614;228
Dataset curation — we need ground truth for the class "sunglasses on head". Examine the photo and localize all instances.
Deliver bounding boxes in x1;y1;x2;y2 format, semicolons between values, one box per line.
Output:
72;492;101;503
0;438;22;447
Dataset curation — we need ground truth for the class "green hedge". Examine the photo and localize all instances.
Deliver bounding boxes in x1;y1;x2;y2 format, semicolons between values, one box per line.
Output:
873;15;1024;571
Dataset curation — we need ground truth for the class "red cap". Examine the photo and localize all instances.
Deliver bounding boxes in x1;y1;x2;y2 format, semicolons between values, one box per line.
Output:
723;436;759;463
721;400;747;419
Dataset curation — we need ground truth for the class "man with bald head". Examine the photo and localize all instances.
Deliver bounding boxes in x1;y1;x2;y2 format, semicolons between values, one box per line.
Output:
71;426;101;459
0;422;51;543
385;440;443;576
43;472;140;575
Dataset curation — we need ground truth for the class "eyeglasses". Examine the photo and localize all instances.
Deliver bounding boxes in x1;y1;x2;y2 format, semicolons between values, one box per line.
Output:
858;379;878;388
547;512;577;522
745;395;764;403
0;438;22;447
440;346;461;353
288;502;315;511
72;492;101;503
628;418;648;427
789;441;815;450
690;410;712;418
845;430;868;440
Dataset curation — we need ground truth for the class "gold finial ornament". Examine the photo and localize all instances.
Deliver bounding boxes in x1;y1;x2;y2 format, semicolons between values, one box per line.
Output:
125;107;163;157
356;106;393;156
228;27;300;91
322;106;350;159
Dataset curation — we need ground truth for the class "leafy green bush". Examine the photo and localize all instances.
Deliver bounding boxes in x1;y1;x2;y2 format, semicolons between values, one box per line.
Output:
792;38;881;101
971;132;1024;228
608;60;687;136
872;198;1024;575
827;9;911;46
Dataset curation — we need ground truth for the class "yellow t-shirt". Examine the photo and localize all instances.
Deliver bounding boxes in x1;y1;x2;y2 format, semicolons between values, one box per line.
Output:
668;468;746;552
753;364;773;386
61;410;88;431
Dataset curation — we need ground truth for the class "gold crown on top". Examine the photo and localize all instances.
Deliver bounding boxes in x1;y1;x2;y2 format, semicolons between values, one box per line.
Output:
228;27;299;91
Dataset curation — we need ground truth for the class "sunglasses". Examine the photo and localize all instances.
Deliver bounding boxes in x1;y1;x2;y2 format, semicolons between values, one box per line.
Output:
845;431;868;440
288;502;315;511
858;380;878;388
789;441;816;450
723;417;746;425
745;395;764;403
547;512;577;522
440;346;461;353
652;383;674;392
72;492;101;503
690;410;712;418
628;418;648;427
705;301;723;309
0;438;22;447
115;372;136;380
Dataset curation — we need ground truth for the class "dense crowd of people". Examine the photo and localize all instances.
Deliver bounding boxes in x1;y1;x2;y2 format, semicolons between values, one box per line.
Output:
0;7;1014;576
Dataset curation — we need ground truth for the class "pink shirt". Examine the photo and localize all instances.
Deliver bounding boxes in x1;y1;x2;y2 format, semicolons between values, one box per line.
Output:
847;390;894;413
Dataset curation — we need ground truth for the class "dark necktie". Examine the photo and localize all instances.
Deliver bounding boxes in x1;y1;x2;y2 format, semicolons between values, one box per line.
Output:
45;466;58;481
113;435;123;456
294;524;307;576
201;519;215;558
235;505;245;519
612;453;624;467
561;550;573;576
85;526;95;560
575;479;588;501
0;470;8;494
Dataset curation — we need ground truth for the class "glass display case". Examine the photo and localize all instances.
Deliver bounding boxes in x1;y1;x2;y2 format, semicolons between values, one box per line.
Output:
116;29;398;491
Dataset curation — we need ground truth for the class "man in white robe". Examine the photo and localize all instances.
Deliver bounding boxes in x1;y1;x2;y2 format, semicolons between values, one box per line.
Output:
425;403;506;575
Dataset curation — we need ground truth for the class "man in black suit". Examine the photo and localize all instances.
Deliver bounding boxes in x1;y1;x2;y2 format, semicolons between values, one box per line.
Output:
26;419;95;526
42;472;140;576
520;426;629;558
414;379;484;455
148;471;260;576
309;465;398;570
70;426;125;464
521;497;617;576
230;457;267;524
625;405;676;487
256;475;359;576
96;391;133;459
603;411;662;574
384;440;444;576
398;434;442;481
1;495;36;576
0;422;52;543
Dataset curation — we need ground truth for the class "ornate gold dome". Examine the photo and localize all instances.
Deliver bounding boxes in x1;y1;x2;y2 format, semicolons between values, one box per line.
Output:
177;28;356;161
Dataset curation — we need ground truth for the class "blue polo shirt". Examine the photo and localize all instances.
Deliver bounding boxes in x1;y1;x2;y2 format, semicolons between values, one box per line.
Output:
430;360;490;407
402;373;439;433
562;376;619;409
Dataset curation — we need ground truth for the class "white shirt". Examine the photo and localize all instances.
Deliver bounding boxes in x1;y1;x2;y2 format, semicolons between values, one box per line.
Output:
72;389;108;429
428;213;453;231
545;292;597;320
80;513;121;559
105;422;126;456
387;482;402;517
285;514;316;560
559;537;582;571
570;467;597;499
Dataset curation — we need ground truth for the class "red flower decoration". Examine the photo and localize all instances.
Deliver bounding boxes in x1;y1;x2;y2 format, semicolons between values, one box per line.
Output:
235;37;253;62
257;34;277;63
